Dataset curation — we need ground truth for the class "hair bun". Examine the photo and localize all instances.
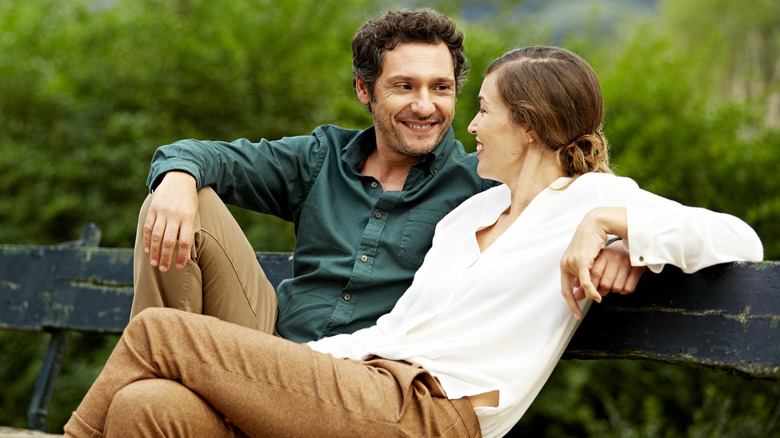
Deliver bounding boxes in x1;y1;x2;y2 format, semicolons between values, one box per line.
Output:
555;131;611;175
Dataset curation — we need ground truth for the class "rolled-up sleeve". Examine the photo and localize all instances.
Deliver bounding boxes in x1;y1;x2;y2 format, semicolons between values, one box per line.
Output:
625;204;763;273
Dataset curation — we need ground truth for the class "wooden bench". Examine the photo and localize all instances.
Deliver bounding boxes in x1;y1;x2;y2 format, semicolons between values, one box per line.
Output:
2;224;779;431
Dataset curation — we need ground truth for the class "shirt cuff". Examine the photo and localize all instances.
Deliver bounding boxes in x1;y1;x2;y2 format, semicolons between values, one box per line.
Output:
626;207;656;268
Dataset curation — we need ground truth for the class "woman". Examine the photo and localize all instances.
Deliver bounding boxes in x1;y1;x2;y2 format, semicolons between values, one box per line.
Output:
64;47;762;438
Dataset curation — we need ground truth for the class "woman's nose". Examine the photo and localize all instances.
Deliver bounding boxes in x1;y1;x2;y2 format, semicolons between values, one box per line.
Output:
467;114;479;134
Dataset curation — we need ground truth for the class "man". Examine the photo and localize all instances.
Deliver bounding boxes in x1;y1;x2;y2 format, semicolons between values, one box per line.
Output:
132;9;642;343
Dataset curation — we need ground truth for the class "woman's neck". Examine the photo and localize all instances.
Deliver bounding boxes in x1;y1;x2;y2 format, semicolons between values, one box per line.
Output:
476;151;565;253
503;151;567;221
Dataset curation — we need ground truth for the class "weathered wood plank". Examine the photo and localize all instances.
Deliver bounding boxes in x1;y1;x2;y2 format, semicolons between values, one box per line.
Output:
0;246;292;333
2;243;778;379
566;261;780;379
0;245;133;332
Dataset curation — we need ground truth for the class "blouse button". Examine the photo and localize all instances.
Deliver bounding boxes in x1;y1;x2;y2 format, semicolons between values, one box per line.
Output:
375;211;382;219
344;293;352;301
371;181;378;188
361;255;368;262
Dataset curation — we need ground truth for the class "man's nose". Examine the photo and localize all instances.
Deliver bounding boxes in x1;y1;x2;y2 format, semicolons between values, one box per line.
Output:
410;89;435;117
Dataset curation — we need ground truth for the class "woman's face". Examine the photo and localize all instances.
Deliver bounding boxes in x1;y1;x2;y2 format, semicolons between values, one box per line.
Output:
468;73;532;183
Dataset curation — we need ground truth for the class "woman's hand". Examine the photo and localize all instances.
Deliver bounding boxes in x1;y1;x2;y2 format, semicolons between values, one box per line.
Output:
142;171;199;272
560;207;630;319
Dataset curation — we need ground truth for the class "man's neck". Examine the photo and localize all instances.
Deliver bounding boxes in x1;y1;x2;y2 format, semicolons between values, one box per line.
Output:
360;147;420;192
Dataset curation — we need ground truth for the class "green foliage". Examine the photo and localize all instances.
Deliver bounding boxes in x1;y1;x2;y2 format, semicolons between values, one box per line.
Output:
519;359;780;437
0;0;379;250
0;330;48;429
590;0;780;258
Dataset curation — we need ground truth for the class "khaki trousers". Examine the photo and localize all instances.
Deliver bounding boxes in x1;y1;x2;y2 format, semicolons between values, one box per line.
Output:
63;308;481;437
131;187;278;333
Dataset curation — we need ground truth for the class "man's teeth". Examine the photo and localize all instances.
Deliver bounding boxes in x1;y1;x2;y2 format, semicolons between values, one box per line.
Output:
476;144;483;151
407;123;430;130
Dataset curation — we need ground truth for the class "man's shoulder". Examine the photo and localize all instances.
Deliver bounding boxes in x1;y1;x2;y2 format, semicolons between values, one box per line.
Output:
434;136;477;166
435;143;500;190
311;124;366;146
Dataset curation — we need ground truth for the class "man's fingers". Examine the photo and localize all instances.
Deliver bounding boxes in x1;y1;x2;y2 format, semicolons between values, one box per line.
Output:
606;263;627;293
148;218;167;268
175;221;195;269
158;224;181;272
597;260;620;295
142;211;157;255
618;266;645;295
589;257;604;296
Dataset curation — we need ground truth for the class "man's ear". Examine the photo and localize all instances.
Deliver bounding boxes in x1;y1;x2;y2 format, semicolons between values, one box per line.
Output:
355;77;371;105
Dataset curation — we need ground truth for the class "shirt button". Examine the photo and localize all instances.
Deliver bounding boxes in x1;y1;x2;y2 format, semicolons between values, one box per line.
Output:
344;293;352;301
639;256;645;262
371;181;378;188
375;211;382;219
432;169;438;175
361;255;368;262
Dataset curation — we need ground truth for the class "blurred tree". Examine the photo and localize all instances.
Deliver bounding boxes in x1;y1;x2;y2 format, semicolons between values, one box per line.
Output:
0;0;380;250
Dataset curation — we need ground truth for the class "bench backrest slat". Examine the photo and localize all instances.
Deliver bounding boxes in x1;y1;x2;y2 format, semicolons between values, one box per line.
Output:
1;243;778;379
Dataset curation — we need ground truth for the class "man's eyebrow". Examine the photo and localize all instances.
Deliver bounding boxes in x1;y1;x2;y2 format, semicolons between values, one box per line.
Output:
385;75;456;84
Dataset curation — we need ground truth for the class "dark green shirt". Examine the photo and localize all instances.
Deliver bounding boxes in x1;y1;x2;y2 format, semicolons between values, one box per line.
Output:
148;124;495;342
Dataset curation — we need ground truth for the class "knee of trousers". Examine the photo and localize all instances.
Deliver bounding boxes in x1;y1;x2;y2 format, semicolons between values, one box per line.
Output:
127;308;183;340
105;379;207;436
132;307;174;326
105;380;164;432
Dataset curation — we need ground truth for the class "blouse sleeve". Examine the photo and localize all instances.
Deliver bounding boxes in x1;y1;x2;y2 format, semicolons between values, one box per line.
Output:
604;175;764;273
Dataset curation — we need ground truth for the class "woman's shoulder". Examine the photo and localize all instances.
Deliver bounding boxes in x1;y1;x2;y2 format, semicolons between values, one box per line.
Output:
464;183;510;207
573;172;639;190
437;184;509;227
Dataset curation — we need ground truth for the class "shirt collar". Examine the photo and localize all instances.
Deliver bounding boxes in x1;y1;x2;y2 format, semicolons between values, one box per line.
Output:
341;125;458;174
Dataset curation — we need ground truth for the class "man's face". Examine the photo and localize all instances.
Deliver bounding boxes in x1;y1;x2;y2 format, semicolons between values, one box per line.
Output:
356;42;457;158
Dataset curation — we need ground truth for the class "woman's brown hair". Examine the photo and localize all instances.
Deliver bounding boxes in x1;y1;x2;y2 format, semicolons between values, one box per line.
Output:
486;46;611;176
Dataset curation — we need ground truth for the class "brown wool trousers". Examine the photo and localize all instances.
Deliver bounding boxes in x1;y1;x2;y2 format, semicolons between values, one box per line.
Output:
131;187;278;333
62;308;481;437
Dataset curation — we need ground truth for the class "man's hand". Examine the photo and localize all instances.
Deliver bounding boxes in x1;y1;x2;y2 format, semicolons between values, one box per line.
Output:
560;207;639;319
143;171;199;272
571;242;645;300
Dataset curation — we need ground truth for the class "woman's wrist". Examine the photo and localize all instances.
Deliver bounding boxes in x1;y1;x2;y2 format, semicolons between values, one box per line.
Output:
588;206;628;240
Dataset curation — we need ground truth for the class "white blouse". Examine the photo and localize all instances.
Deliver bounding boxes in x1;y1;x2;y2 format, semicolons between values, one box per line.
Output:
308;173;763;438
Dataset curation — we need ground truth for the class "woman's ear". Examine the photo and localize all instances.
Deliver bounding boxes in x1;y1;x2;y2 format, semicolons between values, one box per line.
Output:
526;129;541;146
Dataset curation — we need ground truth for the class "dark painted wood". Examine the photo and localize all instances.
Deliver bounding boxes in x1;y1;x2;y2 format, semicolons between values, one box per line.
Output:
566;261;780;379
1;224;779;429
2;236;778;380
0;247;291;334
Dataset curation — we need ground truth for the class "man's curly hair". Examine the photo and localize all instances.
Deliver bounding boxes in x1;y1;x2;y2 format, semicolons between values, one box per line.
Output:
352;9;469;111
